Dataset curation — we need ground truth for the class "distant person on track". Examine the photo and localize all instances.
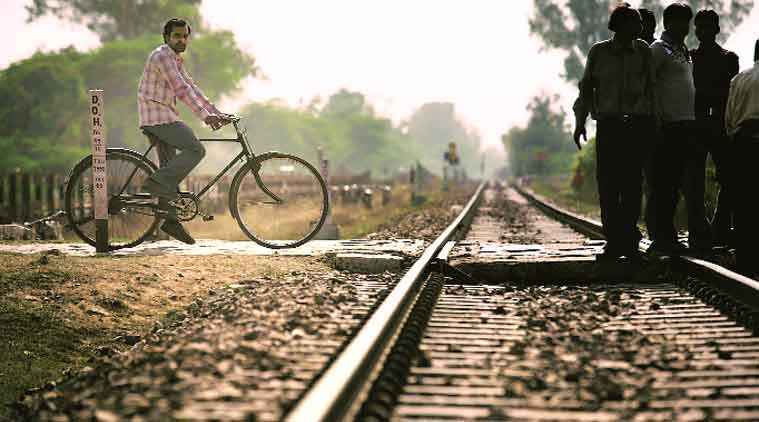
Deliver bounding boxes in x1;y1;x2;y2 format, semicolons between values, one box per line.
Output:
648;3;710;256
573;3;654;261
725;38;759;278
137;18;231;245
691;10;740;247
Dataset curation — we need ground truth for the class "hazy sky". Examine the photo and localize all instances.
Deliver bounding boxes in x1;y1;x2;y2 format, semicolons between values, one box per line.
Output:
3;1;759;152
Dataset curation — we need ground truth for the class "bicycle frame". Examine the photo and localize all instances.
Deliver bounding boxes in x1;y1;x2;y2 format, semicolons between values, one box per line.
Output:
115;117;280;214
139;119;255;201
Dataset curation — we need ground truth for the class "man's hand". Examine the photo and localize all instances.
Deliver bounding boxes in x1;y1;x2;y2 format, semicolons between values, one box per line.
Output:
573;124;587;150
204;114;231;131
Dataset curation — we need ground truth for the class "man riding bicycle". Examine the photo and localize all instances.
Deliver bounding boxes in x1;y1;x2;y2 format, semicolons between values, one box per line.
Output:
138;17;230;244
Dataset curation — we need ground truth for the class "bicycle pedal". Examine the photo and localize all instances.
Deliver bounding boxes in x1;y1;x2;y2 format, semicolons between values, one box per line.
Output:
202;215;215;222
177;190;194;198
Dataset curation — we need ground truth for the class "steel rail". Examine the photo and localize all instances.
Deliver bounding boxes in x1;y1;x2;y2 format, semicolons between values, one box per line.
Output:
285;181;486;422
513;182;759;308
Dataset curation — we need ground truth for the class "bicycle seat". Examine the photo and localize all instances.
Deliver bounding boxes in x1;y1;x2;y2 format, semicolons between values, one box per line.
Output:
142;131;161;147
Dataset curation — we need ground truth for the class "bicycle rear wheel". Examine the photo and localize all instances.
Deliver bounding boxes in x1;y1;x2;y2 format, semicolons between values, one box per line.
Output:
65;149;160;250
230;152;329;249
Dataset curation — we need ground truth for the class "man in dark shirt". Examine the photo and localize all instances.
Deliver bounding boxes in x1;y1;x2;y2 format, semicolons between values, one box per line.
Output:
691;10;739;247
573;4;654;261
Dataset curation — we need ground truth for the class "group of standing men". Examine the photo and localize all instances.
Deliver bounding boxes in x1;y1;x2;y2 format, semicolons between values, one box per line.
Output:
573;2;759;277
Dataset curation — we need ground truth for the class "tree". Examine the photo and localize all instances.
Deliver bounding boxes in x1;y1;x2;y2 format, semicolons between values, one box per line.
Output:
406;102;482;177
501;94;576;177
0;0;259;173
235;91;420;177
0;49;89;171
26;0;202;42
530;0;754;83
0;30;256;171
0;48;86;141
321;89;374;118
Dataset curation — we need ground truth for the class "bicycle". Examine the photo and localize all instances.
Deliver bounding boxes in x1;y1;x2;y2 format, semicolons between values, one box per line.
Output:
64;115;329;250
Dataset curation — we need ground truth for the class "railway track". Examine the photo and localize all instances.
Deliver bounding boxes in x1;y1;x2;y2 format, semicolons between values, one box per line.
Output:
285;182;759;421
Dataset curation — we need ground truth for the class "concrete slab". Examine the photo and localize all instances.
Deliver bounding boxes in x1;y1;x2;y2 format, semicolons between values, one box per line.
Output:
450;240;612;283
0;238;425;260
333;253;405;273
450;187;642;283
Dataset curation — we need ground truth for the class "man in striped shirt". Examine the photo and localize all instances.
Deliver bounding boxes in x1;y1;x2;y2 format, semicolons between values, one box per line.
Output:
138;18;229;244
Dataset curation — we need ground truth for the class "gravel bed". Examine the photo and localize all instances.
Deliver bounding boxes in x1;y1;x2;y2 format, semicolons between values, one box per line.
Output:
368;185;477;242
484;186;585;245
483;189;541;244
396;281;759;420
10;270;399;421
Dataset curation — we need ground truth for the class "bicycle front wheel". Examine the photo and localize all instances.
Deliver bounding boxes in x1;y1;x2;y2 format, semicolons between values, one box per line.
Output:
65;149;160;250
230;152;329;249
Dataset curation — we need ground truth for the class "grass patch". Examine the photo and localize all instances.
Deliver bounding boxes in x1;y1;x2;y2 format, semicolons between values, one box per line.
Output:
530;179;602;220
0;300;99;413
180;183;446;241
527;177;688;236
335;188;446;239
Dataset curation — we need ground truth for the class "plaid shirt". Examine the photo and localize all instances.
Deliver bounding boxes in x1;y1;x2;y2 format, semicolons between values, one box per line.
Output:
137;44;219;127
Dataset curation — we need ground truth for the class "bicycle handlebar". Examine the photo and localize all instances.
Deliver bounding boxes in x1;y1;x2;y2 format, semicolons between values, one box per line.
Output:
220;113;242;123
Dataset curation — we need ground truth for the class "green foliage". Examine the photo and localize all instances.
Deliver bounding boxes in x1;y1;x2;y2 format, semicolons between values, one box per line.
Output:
322;89;374;117
501;95;576;177
567;137;725;231
78;36;157;149
10;1;485;179
530;0;610;83
637;0;754;45
26;0;203;42
181;30;260;98
406;102;482;177
208;93;486;179
0;137;86;173
530;0;754;82
236;91;420;177
240;101;329;164
569;136;599;203
7;0;256;172
0;49;89;172
0;49;87;141
0;30;255;171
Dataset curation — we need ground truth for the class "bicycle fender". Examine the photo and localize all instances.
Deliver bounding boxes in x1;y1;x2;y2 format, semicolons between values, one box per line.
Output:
228;152;295;216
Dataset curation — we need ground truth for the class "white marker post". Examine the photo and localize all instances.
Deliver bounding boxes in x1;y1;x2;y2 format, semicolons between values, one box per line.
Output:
89;89;108;252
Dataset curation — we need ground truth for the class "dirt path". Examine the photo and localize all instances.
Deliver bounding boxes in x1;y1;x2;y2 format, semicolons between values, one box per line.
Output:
0;251;332;419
